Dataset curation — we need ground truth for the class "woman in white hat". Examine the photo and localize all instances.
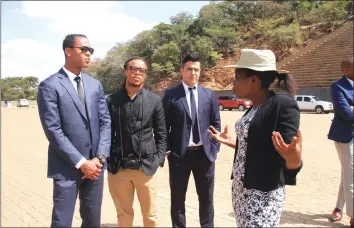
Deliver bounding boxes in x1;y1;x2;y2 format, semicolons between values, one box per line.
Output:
208;49;303;227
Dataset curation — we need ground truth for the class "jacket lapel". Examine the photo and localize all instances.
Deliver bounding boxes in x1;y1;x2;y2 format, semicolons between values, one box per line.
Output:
340;76;354;103
197;86;205;117
178;83;191;119
141;89;150;123
82;74;92;121
57;69;88;121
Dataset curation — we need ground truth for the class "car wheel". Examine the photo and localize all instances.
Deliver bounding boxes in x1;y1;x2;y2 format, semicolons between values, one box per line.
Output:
315;106;324;114
238;105;245;111
218;104;224;111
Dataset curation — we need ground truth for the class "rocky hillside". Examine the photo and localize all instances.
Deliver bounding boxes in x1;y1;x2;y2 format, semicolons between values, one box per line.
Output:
153;20;353;91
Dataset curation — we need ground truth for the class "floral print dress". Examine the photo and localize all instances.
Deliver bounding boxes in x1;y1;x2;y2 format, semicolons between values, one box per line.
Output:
232;106;285;227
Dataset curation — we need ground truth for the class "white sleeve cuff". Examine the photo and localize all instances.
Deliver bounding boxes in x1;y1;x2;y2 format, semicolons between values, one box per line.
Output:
75;158;87;169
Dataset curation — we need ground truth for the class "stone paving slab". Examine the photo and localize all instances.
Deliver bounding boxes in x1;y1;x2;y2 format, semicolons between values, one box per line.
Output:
1;107;351;227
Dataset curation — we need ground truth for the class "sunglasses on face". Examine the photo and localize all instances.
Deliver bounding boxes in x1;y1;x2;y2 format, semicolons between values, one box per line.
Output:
127;66;147;74
68;46;94;54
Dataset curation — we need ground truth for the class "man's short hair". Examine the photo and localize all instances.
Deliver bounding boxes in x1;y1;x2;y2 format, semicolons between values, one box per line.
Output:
340;57;353;74
181;53;200;68
62;34;87;52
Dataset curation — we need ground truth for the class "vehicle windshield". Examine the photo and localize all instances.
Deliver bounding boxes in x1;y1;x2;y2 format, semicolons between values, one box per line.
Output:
311;97;321;101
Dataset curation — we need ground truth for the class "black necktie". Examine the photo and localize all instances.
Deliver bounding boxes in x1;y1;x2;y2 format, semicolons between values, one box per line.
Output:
74;76;85;107
74;76;93;156
189;87;200;144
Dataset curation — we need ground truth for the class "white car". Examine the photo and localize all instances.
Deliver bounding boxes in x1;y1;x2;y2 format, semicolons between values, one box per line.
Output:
17;99;29;108
294;95;333;114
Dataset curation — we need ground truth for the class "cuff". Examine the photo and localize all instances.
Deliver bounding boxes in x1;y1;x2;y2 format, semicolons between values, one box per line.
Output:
75;158;87;169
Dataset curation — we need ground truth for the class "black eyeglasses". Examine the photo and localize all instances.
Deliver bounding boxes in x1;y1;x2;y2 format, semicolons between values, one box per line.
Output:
127;66;147;74
68;46;94;54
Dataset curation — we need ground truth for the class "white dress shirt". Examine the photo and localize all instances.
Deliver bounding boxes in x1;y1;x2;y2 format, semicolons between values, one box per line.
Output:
182;81;203;147
62;66;84;92
62;66;87;169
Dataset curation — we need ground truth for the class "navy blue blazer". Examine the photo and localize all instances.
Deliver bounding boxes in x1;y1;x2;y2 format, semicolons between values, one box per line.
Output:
328;76;354;143
162;83;221;162
37;68;111;180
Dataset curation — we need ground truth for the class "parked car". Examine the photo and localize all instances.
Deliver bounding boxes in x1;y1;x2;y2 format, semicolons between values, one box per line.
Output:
17;99;29;108
294;95;333;114
217;95;252;111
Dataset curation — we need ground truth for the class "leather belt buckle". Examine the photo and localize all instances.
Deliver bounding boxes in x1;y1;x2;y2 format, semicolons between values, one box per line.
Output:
187;145;203;151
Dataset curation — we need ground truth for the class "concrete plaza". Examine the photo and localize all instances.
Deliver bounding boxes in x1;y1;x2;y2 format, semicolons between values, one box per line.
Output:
1;106;351;227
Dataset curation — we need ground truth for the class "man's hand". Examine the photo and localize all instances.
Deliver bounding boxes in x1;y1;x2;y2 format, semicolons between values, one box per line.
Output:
80;158;102;180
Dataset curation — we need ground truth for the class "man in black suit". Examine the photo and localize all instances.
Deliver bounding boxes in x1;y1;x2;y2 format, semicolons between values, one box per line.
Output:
106;57;167;227
162;53;221;227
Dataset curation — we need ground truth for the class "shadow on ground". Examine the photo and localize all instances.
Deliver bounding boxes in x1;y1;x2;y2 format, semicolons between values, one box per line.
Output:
228;210;349;227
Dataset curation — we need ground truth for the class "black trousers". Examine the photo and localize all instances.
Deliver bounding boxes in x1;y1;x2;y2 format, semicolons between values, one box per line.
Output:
168;148;215;228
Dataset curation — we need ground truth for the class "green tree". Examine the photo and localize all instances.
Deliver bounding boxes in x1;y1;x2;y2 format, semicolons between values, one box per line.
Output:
1;76;39;100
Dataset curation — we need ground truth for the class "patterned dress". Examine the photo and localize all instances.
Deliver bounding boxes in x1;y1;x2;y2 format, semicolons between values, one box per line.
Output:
232;106;285;227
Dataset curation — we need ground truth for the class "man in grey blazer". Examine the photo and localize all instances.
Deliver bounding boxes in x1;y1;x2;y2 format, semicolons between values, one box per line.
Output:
37;34;111;227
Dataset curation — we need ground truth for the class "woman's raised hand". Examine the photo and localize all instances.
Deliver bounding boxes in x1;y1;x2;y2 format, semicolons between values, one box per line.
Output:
208;125;232;145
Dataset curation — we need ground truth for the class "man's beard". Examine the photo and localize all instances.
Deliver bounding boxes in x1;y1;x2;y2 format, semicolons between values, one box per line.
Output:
127;81;143;88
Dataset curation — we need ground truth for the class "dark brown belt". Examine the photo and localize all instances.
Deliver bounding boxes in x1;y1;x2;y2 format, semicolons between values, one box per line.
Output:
187;145;203;151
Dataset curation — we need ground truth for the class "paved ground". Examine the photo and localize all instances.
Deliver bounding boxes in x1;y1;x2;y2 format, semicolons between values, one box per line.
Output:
1;106;352;227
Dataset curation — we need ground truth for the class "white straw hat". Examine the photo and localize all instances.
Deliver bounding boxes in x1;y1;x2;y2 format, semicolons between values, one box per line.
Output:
222;49;289;73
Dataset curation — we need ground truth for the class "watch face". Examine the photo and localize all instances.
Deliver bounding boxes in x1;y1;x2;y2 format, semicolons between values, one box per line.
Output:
97;155;106;163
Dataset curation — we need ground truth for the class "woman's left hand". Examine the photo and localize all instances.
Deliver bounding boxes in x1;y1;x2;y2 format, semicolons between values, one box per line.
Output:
272;129;302;162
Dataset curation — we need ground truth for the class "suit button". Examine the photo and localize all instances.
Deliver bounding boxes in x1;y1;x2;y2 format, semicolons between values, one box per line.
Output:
85;126;88;130
85;143;89;147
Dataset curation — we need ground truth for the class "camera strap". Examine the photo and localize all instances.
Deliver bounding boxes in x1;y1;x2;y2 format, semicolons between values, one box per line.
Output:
118;107;124;161
138;93;144;163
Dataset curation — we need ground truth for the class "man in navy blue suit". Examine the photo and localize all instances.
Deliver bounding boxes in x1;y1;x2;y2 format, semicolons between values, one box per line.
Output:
162;53;221;227
328;57;353;227
37;34;111;227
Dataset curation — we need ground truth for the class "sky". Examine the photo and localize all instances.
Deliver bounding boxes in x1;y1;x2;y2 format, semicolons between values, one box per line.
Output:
1;1;210;81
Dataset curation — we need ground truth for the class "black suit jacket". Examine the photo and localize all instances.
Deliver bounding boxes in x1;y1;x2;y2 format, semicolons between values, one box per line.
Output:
107;88;167;176
231;91;303;192
162;83;221;162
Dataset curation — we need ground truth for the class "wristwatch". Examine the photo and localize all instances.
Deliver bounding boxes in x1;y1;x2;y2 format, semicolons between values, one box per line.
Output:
96;154;107;164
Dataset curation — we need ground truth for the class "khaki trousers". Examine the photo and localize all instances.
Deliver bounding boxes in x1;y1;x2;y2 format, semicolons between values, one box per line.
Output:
334;139;353;218
108;169;158;227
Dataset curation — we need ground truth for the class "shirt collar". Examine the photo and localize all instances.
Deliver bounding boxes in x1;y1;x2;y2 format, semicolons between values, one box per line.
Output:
62;66;82;81
345;76;353;87
121;86;143;100
182;81;198;93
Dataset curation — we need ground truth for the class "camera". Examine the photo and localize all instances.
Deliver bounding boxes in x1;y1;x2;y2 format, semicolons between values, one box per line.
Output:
122;158;141;170
107;146;123;174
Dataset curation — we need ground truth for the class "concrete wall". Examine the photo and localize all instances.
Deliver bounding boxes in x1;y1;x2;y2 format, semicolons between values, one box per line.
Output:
296;87;332;102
